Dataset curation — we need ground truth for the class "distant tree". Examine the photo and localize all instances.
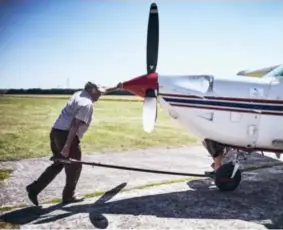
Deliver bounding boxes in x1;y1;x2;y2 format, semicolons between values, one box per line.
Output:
2;88;134;96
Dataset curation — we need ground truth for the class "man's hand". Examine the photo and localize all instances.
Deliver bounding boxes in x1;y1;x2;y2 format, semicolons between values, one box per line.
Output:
60;118;85;158
116;82;122;89
60;145;70;158
100;82;123;95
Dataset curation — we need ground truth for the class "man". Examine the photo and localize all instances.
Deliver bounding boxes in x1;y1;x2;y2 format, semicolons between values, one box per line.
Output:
26;81;121;206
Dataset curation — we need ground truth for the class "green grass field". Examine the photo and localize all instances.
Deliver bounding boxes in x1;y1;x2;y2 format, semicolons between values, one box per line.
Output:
0;95;198;161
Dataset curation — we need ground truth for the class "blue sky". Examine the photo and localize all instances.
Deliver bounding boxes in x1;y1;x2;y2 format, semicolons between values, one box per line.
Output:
0;0;283;89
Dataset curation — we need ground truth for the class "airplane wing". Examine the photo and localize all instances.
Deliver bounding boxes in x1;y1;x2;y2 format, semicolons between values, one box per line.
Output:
237;65;280;78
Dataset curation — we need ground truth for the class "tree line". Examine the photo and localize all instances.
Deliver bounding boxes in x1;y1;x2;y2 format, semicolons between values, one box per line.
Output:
0;88;134;95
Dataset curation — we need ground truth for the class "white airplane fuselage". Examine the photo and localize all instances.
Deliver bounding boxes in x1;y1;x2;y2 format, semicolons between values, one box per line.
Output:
157;74;283;152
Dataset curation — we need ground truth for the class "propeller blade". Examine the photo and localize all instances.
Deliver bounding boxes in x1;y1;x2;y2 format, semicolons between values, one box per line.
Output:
155;99;158;121
142;96;157;133
147;2;159;74
155;89;158;121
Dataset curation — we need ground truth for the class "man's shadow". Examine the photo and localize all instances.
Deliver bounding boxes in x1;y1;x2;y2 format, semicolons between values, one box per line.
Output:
0;182;127;229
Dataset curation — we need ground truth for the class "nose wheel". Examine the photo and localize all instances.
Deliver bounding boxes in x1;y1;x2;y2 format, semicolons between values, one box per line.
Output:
214;162;242;192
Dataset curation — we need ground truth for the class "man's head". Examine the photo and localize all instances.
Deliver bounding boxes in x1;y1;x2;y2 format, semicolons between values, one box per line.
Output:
84;81;106;101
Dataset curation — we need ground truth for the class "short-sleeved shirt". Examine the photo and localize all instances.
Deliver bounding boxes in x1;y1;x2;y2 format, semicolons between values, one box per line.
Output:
53;90;94;139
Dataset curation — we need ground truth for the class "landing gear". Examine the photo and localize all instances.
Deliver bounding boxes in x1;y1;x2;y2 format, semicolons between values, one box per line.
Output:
203;139;243;192
214;162;242;191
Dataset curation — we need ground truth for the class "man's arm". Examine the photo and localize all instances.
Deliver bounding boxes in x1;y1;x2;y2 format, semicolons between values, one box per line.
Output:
60;104;92;158
60;118;84;157
100;83;122;95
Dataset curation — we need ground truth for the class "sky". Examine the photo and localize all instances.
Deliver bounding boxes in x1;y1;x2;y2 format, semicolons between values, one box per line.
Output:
0;0;283;89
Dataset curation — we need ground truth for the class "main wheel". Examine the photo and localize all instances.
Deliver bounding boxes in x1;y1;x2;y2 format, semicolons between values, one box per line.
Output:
214;162;242;192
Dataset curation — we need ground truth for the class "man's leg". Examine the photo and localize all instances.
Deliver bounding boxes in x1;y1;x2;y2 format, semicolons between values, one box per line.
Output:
203;139;225;175
62;136;84;203
212;155;224;171
26;129;66;205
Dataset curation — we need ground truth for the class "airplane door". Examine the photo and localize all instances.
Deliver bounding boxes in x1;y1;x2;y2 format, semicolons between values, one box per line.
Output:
229;111;260;148
256;77;283;149
229;86;270;148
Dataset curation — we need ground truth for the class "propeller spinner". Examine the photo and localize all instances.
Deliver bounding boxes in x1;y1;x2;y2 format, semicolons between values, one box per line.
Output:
121;2;159;133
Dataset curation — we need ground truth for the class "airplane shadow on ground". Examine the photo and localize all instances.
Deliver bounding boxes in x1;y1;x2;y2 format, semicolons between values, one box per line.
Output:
2;166;283;229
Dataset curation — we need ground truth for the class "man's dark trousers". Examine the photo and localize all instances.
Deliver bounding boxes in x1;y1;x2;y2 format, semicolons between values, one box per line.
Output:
27;128;82;201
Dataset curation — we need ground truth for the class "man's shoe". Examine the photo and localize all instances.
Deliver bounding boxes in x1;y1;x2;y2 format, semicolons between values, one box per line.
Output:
26;184;39;206
62;195;84;204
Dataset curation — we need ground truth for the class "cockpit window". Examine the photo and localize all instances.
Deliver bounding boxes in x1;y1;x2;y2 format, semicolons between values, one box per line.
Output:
264;65;283;78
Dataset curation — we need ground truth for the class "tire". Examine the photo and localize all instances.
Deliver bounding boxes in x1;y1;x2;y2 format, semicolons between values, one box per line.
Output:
214;162;242;192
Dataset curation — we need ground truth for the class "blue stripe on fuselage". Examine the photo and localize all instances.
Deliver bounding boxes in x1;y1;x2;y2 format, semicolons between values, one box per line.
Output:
162;97;283;112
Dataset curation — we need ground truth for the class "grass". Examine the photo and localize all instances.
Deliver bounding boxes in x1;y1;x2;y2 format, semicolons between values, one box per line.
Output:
0;95;198;161
0;221;19;229
0;169;13;182
46;177;194;204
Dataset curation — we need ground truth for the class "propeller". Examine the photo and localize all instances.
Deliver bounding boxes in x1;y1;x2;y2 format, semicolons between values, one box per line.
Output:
120;3;159;133
142;2;159;133
119;3;213;132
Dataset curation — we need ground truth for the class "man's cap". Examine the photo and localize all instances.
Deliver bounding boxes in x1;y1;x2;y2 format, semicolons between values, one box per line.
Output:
84;81;106;93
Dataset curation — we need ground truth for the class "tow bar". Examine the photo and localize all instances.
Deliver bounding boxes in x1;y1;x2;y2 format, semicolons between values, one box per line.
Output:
51;157;208;177
50;157;283;178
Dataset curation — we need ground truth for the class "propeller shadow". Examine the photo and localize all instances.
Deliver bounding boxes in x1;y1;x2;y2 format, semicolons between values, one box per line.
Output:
77;166;283;229
86;170;283;229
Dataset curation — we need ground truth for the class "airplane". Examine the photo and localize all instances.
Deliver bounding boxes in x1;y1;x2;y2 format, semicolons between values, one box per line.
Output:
118;2;283;192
